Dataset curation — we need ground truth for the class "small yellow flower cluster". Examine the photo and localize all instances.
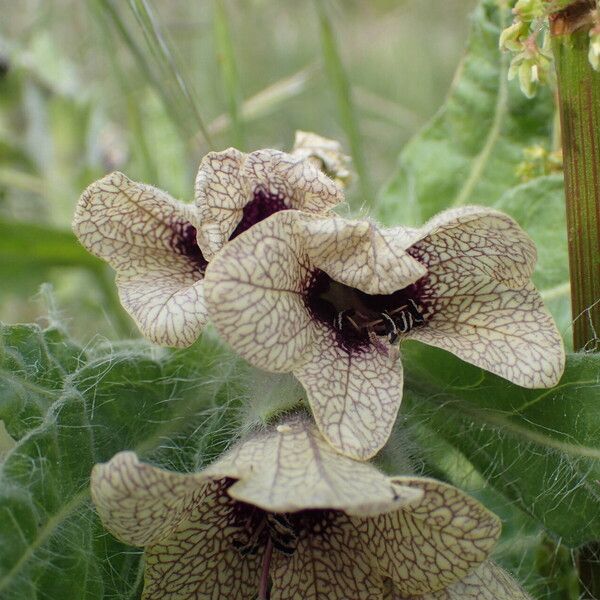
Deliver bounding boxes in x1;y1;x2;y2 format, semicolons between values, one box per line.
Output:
499;0;553;98
73;133;564;599
501;0;600;93
516;144;563;182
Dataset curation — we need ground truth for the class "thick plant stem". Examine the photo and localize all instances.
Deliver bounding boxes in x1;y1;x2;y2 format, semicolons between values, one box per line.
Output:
551;4;600;597
551;19;600;353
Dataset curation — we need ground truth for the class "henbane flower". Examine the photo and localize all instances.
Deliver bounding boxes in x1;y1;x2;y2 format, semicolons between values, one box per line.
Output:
73;141;342;346
203;207;564;459
194;145;343;261
91;416;518;600
73;171;208;346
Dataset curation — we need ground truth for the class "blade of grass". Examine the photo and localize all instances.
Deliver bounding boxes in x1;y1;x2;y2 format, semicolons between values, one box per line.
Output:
93;0;185;137
93;0;208;151
128;0;212;148
315;0;372;202
204;64;319;139
0;217;132;338
91;2;158;183
213;0;244;149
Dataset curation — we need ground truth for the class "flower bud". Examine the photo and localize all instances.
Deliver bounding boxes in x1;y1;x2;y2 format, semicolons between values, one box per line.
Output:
508;37;551;99
589;26;600;71
499;20;529;52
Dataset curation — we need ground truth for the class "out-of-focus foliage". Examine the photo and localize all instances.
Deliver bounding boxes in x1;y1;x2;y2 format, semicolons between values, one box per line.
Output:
1;1;596;599
378;0;555;225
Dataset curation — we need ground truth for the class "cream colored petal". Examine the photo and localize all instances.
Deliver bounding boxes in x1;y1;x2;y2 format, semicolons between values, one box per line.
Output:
296;216;426;295
270;513;385;600
390;562;532;599
355;477;501;596
194;148;247;260
74;172;208;347
143;480;261;600
204;211;314;372
294;325;403;460
90;452;207;547
207;416;422;515
291;130;352;184
242;148;343;213
409;277;565;387
412;206;537;288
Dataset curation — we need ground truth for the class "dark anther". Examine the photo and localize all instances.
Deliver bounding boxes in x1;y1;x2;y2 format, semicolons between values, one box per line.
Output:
232;538;261;557
266;514;298;556
304;268;429;352
231;500;339;559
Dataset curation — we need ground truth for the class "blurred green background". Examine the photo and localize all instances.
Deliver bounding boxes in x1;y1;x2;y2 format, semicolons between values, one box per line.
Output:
0;0;475;339
2;4;598;599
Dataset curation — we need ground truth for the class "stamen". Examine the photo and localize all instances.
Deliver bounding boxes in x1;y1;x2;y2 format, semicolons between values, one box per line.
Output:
304;267;428;352
361;317;385;328
346;315;361;331
258;538;274;600
399;311;409;332
380;312;398;343
409;299;423;314
387;304;408;316
335;310;348;330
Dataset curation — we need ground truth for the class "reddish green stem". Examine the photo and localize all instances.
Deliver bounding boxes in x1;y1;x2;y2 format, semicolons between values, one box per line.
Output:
551;3;600;596
551;13;600;352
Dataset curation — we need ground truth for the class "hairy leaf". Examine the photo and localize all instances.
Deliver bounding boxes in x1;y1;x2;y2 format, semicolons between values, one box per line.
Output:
377;0;555;226
402;343;600;547
0;323;238;599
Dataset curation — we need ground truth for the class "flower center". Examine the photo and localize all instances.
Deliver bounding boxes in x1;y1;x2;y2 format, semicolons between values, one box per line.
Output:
304;268;429;351
171;222;208;275
231;501;336;558
229;187;288;240
230;498;339;600
231;506;299;557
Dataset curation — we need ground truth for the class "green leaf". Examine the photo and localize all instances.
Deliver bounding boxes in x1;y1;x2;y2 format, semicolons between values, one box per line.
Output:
0;323;239;598
492;175;571;346
395;426;575;600
402;344;600;547
377;0;555;226
0;323;83;439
